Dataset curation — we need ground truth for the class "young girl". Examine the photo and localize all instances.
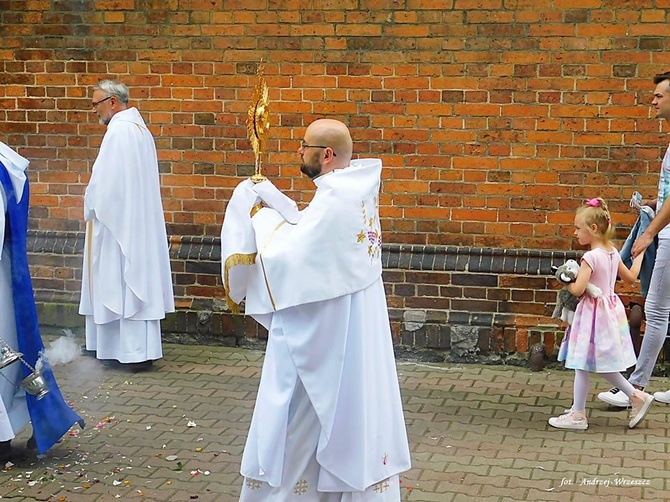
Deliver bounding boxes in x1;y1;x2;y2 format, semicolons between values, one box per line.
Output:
549;198;654;430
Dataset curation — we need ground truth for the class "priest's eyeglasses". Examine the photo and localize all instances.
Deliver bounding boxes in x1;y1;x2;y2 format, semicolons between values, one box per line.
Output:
92;96;112;108
300;142;336;156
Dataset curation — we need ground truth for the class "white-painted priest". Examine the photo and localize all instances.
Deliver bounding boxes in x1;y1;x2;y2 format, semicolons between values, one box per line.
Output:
79;80;174;371
222;119;411;501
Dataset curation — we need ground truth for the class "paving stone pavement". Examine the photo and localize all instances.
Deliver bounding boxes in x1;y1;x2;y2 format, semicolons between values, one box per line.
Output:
1;342;669;502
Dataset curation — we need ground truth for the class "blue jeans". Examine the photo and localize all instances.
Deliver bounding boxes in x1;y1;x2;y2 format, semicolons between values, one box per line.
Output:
630;238;670;388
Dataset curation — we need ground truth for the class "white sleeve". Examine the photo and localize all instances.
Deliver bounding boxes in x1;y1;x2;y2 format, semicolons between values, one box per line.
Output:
220;179;261;306
83;191;95;221
253;179;302;224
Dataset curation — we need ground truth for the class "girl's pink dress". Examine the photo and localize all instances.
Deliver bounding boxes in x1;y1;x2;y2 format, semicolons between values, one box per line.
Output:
558;247;636;373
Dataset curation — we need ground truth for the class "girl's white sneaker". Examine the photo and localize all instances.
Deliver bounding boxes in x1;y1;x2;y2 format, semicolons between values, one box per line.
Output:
629;391;654;429
548;409;588;430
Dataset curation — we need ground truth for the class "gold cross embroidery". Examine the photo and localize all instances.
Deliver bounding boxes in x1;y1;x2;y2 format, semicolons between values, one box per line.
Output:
294;479;309;495
245;478;262;490
373;479;390;493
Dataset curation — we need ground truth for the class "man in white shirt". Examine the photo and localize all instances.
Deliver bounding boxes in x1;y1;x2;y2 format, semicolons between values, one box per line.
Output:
79;80;174;372
222;119;411;501
599;70;670;406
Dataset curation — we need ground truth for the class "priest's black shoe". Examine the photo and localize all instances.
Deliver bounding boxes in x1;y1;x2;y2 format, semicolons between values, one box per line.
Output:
125;360;153;373
0;440;12;462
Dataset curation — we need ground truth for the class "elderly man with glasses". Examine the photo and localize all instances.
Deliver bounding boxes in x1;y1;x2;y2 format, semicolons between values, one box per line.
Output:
79;80;174;372
222;118;411;501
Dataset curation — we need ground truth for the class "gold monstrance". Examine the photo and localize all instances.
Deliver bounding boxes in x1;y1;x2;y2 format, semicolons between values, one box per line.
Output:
246;61;270;183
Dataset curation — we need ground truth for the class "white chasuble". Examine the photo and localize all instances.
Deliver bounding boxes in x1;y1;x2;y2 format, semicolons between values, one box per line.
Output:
79;108;174;361
222;159;411;498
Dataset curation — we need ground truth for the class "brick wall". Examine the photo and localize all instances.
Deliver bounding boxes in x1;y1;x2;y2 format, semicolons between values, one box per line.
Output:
2;1;667;359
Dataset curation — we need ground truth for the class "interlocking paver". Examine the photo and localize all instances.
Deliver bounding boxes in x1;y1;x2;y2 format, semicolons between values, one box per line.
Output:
0;344;669;501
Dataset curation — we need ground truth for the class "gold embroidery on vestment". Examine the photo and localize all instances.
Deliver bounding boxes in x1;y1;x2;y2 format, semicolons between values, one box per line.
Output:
358;197;382;261
245;478;262;490
257;219;286;311
293;479;309;495
250;202;264;218
373;478;390;493
223;252;257;314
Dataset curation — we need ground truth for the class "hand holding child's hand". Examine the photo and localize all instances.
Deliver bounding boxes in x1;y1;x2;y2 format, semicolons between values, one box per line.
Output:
632;234;653;258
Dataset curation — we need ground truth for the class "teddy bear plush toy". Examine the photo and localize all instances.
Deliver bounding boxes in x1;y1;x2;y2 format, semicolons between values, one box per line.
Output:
551;259;602;324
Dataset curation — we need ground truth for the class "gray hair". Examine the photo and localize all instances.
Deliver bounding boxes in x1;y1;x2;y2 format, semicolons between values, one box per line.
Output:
93;79;129;105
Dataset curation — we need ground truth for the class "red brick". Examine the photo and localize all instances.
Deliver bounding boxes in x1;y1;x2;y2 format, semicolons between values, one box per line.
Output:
0;1;663;350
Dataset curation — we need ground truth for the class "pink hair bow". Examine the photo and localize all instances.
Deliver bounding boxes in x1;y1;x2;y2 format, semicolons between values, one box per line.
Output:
585;198;600;207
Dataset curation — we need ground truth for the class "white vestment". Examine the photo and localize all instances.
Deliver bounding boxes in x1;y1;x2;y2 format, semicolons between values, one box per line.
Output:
79;107;174;363
221;159;411;501
0;143;30;441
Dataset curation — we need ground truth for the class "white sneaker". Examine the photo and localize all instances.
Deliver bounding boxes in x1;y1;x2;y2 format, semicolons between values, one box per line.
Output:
653;390;670;404
629;391;654;429
597;387;631;408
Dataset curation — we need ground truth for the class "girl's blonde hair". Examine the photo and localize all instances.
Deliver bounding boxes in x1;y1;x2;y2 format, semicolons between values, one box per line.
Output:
576;197;614;243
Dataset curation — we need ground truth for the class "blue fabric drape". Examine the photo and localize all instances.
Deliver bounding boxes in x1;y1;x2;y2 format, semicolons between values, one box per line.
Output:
0;161;84;454
620;206;656;297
